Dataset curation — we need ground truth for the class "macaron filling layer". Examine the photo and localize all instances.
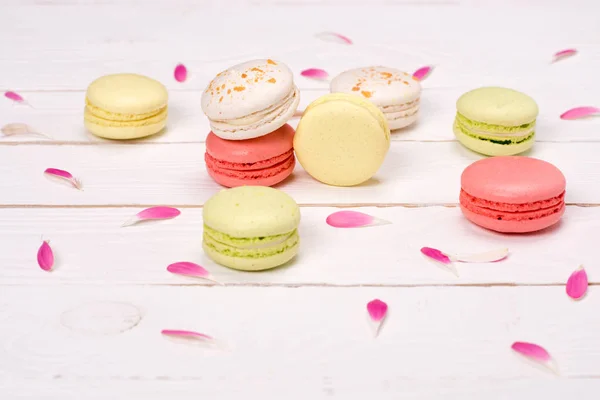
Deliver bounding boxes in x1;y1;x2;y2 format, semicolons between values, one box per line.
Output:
85;99;167;122
460;189;565;221
203;225;299;258
209;87;299;134
456;113;535;134
454;118;534;145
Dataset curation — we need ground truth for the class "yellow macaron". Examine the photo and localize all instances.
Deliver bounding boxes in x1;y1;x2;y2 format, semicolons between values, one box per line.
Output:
84;73;168;140
293;93;390;186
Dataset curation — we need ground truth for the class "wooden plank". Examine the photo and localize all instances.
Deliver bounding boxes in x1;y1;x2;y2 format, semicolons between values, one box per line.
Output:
0;286;597;383
2;378;599;400
3;86;600;144
1;4;599;91
0;141;596;206
1;206;595;286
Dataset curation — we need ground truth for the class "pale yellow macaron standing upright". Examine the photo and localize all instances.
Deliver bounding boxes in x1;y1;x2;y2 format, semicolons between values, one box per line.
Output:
293;93;391;187
84;73;168;140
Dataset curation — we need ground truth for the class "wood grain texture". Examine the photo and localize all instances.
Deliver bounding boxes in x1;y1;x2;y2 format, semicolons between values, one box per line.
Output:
0;286;598;385
0;206;596;286
2;0;600;398
0;141;597;206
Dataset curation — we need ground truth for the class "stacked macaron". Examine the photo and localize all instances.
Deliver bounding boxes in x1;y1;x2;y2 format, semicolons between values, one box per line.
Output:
201;59;300;187
330;66;422;130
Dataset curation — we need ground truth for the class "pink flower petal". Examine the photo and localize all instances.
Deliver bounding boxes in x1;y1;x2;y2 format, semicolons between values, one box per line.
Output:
160;329;222;348
566;265;588;300
37;240;54;271
511;341;558;373
167;261;222;284
412;66;434;81
366;299;388;337
44;168;82;190
420;247;459;276
326;210;390;228
560;106;600;120
420;247;451;264
4;91;24;102
161;329;213;340
1;123;51;139
121;206;181;227
552;48;577;63
174;64;188;82
315;31;352;45
300;68;329;81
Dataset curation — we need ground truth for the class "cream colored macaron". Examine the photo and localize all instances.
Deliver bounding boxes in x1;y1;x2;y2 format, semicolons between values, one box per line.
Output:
330;66;421;130
293;93;391;187
84;73;168;140
201;59;300;140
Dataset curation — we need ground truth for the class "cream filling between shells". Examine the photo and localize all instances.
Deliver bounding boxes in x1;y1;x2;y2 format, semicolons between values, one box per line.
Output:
209;87;299;133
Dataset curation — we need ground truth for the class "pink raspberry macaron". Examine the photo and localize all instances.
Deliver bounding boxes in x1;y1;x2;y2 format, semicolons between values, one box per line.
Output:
205;123;295;188
460;156;566;233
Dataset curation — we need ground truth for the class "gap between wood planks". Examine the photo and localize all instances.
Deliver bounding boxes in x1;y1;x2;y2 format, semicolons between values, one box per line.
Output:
2;282;598;288
0;203;597;208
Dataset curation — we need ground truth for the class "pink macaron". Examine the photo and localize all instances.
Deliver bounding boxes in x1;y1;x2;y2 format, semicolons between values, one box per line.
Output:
460;156;566;233
205;123;295;188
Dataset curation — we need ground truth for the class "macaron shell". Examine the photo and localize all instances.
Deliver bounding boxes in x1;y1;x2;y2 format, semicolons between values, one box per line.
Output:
84;109;167;140
208;87;300;140
206;154;295;188
294;93;390;187
460;203;564;233
86;73;168;114
206;124;295;164
456;87;538;126
461;156;566;203
201;59;295;121
388;112;419;130
330;66;421;107
453;124;534;156
202;186;300;238
203;238;299;271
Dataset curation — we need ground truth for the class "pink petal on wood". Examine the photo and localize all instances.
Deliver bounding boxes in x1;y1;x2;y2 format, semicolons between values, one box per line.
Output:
174;64;188;82
44;168;82;190
167;261;222;284
326;210;390;228
366;299;388;337
37;240;54;271
511;341;558;373
412;66;434;81
4;91;24;102
552;49;577;63
300;68;329;81
566;265;588;300
161;329;213;340
121;206;181;227
161;329;224;348
420;247;451;264
560;106;600;120
315;31;352;45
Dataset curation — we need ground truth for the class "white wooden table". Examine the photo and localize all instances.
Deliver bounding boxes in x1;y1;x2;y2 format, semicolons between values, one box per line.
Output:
1;1;599;398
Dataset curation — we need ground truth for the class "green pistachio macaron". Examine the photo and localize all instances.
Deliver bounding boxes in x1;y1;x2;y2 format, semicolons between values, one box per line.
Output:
453;87;538;156
202;186;300;271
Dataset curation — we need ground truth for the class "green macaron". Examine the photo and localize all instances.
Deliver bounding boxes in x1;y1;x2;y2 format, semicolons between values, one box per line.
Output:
453;87;538;156
202;186;301;271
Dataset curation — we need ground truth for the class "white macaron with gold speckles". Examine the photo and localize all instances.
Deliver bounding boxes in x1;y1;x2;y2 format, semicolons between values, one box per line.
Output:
330;66;421;130
201;59;300;140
